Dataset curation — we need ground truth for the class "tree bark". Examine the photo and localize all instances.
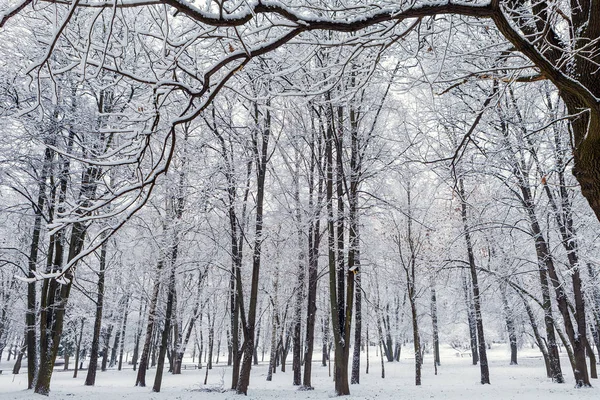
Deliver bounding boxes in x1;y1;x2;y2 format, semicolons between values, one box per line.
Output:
118;295;130;371
500;285;518;365
135;258;164;387
431;287;441;367
73;318;85;378
458;178;490;384
84;240;109;386
303;112;323;389
236;104;270;395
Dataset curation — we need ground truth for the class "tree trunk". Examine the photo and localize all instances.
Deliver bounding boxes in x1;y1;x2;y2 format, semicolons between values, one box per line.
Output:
118;296;130;371
101;324;114;372
132;295;145;372
500;285;518;365
74;318;85;378
84;240;109;386
26;146;54;389
458;178;490;384
463;274;479;365
153;225;181;392
431;287;441;367
135;258;164;387
521;295;552;378
302;117;323;389
236;104;270;395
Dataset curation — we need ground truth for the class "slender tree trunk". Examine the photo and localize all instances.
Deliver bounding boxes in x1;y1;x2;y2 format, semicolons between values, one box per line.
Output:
84;240;109;386
302;115;323;389
458;178;489;384
322;315;329;367
500;285;518;365
74;318;85;378
135;258;164;386
118;296;130;371
12;335;25;375
101;324;113;372
431;287;441;367
153;230;181;392
267;300;278;382
463;273;479;365
292;148;305;386
236;105;270;395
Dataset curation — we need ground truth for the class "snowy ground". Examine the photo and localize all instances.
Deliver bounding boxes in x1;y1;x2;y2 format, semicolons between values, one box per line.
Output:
1;344;598;399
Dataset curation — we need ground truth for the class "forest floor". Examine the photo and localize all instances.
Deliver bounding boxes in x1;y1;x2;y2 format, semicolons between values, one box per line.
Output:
1;344;598;399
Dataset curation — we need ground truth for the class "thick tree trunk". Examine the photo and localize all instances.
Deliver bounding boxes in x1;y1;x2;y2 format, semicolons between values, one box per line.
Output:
325;102;353;396
26;147;53;388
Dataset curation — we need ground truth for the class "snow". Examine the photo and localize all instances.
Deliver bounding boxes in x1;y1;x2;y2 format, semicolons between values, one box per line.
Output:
1;345;598;399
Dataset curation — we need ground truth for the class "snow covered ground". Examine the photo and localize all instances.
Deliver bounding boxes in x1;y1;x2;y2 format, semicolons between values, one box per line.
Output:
1;344;598;399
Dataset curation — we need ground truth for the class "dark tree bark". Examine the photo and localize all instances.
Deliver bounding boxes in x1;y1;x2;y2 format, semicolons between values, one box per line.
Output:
152;246;178;392
84;240;109;386
236;104;271;395
206;106;250;390
291;146;306;386
397;184;422;386
25;145;54;389
302;109;323;389
11;335;25;375
520;294;552;378
495;107;567;384
135;257;164;387
349;100;362;386
458;178;490;384
34;86;107;394
325;100;354;396
174;268;206;374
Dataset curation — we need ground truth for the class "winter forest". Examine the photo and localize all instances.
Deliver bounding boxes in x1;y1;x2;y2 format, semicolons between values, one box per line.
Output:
0;0;600;399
